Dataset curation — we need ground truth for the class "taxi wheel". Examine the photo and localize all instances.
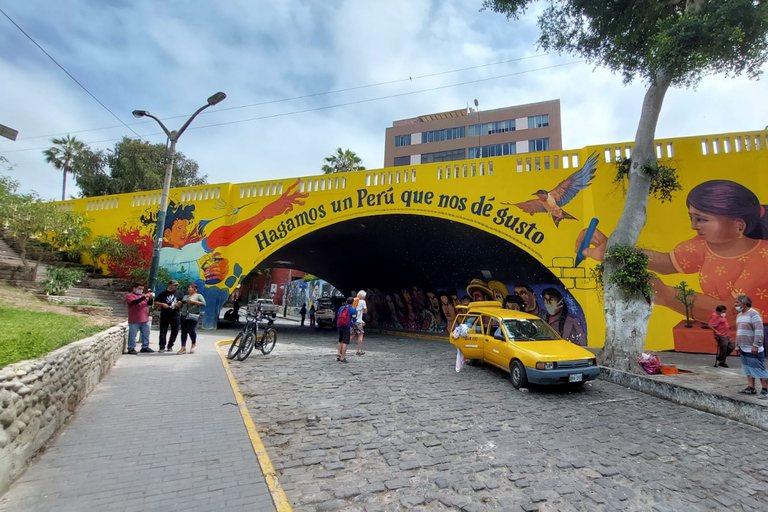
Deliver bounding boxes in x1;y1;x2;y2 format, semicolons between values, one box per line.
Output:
510;360;527;389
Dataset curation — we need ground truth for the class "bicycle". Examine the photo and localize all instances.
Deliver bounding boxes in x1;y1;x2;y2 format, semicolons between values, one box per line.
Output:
227;306;278;361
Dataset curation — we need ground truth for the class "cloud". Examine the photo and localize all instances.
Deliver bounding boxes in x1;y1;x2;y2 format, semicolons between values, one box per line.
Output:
0;0;766;201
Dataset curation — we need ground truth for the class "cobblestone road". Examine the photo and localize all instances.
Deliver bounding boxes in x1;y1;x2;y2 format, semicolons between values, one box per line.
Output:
230;322;768;512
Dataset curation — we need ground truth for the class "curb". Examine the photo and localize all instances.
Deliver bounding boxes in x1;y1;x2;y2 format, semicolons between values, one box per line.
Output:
214;339;293;512
599;366;768;432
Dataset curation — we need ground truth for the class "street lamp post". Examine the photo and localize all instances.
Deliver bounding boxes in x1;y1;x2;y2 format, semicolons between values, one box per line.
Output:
132;91;226;293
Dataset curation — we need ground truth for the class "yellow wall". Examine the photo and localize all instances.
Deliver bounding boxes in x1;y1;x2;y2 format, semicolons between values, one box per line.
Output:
57;130;768;348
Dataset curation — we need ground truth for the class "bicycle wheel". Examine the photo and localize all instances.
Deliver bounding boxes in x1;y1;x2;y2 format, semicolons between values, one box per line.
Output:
237;332;257;361
227;332;244;360
261;327;277;355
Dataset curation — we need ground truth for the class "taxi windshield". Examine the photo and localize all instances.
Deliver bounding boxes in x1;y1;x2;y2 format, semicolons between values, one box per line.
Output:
502;318;560;341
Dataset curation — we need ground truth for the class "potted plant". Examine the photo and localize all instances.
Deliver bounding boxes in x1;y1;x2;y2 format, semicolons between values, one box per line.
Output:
673;281;696;328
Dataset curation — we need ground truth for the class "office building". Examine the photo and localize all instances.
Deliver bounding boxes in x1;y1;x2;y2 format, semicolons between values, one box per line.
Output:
383;99;562;167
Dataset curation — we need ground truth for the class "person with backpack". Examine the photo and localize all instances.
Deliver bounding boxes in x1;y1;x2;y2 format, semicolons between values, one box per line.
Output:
336;297;358;363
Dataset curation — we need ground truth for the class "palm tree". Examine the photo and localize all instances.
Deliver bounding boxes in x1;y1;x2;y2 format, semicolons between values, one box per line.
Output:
43;135;85;200
321;148;365;174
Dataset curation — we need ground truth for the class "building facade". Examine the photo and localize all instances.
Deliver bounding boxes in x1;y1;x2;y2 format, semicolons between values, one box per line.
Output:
383;99;562;167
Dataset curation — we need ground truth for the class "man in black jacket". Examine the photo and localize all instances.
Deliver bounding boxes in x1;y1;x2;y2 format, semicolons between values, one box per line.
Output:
155;280;182;353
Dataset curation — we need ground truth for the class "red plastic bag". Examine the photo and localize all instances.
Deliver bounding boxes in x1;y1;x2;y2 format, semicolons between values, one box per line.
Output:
638;353;662;374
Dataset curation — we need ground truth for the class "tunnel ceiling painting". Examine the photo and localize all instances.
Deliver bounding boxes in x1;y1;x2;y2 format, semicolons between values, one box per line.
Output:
62;131;768;352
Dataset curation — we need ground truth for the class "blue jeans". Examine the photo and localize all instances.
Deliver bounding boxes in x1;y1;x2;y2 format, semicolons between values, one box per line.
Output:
128;321;151;350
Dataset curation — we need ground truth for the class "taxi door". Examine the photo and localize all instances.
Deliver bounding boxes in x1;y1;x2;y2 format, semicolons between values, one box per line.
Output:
456;314;484;360
483;316;507;369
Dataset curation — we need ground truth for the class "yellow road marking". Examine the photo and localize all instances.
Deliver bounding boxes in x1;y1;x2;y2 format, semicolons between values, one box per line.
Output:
214;340;292;512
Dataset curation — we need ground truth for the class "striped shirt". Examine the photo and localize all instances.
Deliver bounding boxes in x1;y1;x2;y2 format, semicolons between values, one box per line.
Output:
735;308;764;352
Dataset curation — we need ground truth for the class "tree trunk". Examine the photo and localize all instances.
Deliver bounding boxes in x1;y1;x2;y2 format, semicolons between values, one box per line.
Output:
62;168;67;201
599;75;671;372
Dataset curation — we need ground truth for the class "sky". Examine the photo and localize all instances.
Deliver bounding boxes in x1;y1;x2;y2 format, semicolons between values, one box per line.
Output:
0;0;766;201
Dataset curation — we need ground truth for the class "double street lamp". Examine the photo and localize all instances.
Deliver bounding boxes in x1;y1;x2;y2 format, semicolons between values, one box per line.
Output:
132;91;227;292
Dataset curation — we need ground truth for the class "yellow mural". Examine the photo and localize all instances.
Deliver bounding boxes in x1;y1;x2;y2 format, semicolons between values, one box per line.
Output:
55;130;768;351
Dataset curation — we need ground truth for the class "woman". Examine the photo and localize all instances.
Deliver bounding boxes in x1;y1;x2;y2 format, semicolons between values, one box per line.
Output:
541;287;587;346
577;180;768;324
178;283;206;354
733;295;766;398
309;303;316;327
353;290;368;355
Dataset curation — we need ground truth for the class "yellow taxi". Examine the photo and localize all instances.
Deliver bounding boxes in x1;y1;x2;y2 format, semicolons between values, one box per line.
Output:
450;301;599;388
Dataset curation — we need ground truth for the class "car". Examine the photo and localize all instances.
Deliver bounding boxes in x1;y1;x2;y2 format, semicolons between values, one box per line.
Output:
450;301;599;389
253;298;279;319
315;297;345;328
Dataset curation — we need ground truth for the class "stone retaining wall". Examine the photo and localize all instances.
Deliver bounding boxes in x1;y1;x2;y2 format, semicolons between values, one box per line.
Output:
0;324;127;494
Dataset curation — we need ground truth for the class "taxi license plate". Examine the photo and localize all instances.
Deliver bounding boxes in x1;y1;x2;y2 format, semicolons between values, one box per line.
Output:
569;373;583;383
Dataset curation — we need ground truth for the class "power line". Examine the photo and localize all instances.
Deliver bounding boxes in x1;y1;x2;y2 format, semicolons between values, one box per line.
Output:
0;60;583;155
0;7;146;141
5;53;555;143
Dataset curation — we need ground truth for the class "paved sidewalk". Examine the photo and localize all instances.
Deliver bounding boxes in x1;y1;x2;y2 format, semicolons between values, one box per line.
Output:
0;331;275;512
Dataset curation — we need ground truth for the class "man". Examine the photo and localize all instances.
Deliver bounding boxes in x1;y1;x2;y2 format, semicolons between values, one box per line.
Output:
125;283;155;354
734;295;767;398
336;297;358;363
155;280;182;353
514;284;547;320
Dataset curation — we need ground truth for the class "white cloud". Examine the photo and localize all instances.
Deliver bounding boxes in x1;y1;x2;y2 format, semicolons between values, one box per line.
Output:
0;0;766;201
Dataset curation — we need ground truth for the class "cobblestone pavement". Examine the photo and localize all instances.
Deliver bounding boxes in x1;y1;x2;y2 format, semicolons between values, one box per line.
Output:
230;322;768;512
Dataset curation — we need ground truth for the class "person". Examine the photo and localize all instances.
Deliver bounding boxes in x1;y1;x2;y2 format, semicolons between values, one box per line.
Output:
309;303;316;327
336;297;358;363
125;283;155;354
733;295;766;398
503;294;525;311
155;279;182;353
466;279;493;303
576;180;768;325
178;284;206;355
488;281;509;303
353;290;368;355
439;292;457;332
708;305;734;368
541;287;586;346
514;284;547;320
299;303;307;326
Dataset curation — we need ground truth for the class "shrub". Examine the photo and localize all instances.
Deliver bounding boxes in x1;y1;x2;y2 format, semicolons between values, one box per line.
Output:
43;267;84;295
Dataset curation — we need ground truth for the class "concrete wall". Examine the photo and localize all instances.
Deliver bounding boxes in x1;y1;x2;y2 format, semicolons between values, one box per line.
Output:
0;324;127;494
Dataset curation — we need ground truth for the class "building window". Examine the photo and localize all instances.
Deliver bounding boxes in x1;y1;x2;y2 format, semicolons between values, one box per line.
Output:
528;115;549;129
531;138;550;152
420;148;466;164
468;143;517;159
395;134;411;147
393;156;411;166
468;119;516;136
421;127;465;144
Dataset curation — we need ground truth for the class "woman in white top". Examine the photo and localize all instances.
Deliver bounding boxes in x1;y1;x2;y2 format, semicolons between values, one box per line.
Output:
354;290;368;355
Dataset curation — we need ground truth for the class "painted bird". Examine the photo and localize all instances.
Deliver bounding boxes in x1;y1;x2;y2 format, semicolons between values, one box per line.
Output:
505;152;598;227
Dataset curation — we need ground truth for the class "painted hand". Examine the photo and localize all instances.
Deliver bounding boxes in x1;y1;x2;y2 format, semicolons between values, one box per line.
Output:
201;253;229;284
574;226;608;261
260;179;309;219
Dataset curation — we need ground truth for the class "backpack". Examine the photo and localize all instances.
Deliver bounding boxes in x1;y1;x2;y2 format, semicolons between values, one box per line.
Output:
337;306;351;327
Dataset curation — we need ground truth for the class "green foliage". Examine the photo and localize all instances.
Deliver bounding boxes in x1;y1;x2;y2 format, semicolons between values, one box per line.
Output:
482;1;768;87
322;148;365;174
613;157;683;203
42;267;84;295
594;245;654;303
302;274;319;282
73;137;207;197
86;234;132;263
0;306;102;367
673;281;696;327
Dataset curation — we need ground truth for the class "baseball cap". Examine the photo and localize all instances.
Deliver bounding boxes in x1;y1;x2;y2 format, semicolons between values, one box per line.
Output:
169;280;179;286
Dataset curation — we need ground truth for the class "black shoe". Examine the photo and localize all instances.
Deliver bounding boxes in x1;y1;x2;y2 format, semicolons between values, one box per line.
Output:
340;358;347;363
140;347;155;353
718;362;729;368
158;348;165;353
126;349;138;355
739;387;756;395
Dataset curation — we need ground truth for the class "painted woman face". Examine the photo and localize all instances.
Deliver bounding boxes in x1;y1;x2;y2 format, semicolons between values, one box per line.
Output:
543;293;563;316
402;290;412;304
688;205;745;244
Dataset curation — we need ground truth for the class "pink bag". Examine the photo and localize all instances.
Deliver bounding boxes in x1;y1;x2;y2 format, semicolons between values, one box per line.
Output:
638;353;662;374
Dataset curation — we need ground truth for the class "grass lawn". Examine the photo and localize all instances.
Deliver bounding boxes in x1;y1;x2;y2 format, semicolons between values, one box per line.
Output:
0;306;104;368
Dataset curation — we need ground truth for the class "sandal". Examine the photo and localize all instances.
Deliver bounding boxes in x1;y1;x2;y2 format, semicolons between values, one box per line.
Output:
357;351;365;355
177;347;187;355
